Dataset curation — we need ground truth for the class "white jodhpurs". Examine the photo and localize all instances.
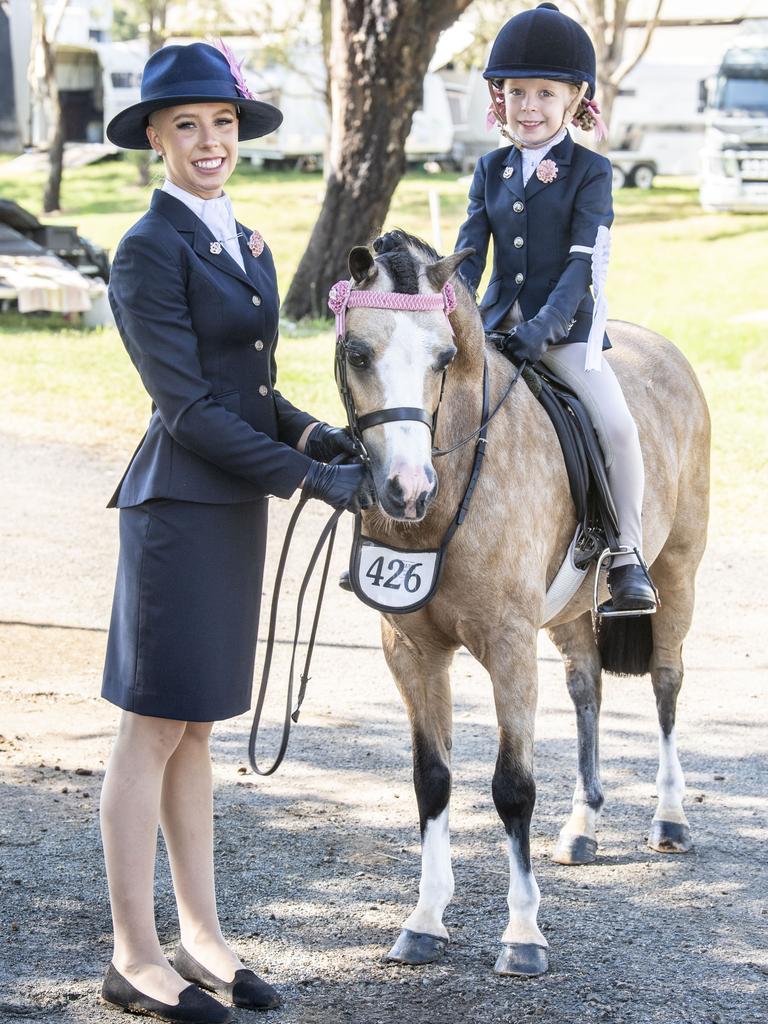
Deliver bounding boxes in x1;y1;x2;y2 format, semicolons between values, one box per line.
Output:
540;342;645;567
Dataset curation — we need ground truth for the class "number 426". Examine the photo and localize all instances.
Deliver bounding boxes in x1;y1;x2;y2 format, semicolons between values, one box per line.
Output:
366;556;423;593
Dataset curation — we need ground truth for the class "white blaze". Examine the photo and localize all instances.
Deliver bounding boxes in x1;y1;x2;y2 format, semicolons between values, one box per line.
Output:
374;319;437;510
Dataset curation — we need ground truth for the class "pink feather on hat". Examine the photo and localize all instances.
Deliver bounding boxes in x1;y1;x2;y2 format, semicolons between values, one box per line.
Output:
213;38;255;100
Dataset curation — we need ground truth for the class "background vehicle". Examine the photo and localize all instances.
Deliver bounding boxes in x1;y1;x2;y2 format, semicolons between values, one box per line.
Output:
699;20;768;211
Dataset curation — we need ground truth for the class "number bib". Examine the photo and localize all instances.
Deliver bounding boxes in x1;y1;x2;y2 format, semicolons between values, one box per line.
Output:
348;516;446;613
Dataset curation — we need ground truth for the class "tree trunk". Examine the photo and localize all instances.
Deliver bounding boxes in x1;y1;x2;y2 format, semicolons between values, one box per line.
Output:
136;1;168;185
283;0;472;321
43;87;65;212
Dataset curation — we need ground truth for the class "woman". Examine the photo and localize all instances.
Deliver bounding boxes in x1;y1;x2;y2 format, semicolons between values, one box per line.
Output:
100;42;369;1023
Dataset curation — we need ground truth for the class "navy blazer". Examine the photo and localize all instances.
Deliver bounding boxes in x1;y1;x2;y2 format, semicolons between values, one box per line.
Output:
107;189;315;508
455;134;613;344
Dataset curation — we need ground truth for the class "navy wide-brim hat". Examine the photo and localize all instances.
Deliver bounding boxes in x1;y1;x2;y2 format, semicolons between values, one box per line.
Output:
484;2;596;100
106;42;283;150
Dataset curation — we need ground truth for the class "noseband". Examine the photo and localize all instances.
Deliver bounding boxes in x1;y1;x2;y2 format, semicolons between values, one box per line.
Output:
329;278;457;462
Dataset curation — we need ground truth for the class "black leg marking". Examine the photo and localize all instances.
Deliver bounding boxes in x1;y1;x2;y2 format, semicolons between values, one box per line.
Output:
491;746;536;868
566;667;605;814
412;731;451;834
651;665;683;738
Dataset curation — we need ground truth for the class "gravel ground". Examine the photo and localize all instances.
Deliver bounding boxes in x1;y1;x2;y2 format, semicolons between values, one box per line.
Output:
1;430;766;1024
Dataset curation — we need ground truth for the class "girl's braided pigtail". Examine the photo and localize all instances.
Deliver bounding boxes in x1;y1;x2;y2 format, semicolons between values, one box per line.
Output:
572;97;608;142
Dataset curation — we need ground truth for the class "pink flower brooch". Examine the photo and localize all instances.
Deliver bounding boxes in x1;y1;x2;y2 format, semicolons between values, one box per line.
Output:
536;159;558;184
247;230;264;258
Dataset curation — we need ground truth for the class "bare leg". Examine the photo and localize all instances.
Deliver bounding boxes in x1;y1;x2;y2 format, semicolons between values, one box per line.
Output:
484;630;548;977
383;620;456;965
548;613;604;865
100;712;190;1003
160;721;243;980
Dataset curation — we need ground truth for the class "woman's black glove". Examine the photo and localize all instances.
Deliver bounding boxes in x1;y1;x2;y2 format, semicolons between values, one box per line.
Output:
303;422;357;462
302;461;375;512
499;305;569;365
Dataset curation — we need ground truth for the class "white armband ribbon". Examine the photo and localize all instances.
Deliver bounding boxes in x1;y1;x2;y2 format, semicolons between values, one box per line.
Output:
585;226;611;372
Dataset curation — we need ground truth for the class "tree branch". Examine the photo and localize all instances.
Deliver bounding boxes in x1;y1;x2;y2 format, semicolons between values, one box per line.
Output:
47;0;70;44
610;0;664;85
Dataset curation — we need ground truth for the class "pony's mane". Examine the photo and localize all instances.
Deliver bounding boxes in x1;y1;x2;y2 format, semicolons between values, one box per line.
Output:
369;229;436;294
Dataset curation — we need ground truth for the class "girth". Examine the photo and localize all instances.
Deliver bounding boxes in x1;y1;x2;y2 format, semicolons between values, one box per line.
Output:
521;363;620;558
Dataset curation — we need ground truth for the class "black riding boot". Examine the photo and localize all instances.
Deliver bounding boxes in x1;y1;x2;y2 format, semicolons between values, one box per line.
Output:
339;570;352;592
606;564;657;612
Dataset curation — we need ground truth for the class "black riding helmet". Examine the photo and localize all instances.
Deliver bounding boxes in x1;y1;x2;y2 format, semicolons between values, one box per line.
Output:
484;2;596;100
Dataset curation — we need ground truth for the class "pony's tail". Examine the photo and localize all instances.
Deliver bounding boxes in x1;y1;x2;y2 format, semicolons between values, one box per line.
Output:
595;615;653;677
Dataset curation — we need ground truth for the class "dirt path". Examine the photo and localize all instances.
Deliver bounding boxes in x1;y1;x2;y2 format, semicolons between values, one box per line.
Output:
1;431;766;1024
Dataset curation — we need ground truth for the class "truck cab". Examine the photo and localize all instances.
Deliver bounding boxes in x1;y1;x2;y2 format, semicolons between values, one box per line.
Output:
700;26;768;212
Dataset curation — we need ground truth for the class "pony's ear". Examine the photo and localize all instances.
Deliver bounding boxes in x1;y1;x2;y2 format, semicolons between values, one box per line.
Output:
426;248;475;290
349;246;377;283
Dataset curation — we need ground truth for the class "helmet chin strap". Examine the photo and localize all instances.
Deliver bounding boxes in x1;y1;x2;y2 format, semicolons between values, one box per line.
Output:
489;80;589;151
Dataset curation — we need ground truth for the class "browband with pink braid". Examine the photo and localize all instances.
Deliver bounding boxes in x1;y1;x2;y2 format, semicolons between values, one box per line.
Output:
328;279;457;340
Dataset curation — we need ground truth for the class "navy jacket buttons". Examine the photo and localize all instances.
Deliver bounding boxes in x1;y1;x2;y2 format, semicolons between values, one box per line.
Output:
513;236;524;248
252;295;261;306
513;201;524;213
258;384;269;396
515;272;524;284
254;340;263;350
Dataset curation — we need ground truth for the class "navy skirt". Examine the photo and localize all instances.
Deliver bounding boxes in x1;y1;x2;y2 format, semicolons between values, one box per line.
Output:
102;498;268;722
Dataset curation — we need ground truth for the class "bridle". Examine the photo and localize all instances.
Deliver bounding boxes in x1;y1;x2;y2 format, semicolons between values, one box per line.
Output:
329;277;522;463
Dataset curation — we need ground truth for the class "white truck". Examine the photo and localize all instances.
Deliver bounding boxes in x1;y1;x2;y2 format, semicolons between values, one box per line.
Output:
699;22;768;211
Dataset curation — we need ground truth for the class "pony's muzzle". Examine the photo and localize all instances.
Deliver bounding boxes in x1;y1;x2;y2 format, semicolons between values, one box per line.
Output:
381;464;437;521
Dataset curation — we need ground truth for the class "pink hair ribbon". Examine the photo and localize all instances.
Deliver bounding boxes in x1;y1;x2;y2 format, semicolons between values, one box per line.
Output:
574;98;608;141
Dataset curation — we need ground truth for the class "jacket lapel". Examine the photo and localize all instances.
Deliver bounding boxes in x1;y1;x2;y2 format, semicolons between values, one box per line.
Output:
500;146;525;201
524;133;573;201
151;189;254;288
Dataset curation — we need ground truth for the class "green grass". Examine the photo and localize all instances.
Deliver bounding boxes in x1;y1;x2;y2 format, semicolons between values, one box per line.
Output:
1;160;766;522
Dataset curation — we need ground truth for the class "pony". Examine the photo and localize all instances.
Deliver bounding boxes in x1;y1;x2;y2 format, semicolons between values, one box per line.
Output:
332;231;710;976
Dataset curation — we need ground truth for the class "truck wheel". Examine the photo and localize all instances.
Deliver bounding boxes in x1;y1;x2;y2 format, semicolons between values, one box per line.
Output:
612;166;627;190
630;164;655;189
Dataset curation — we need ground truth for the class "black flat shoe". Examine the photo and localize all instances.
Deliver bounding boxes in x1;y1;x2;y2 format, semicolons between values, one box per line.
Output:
338;569;353;592
174;945;282;1012
607;564;657;611
101;963;232;1023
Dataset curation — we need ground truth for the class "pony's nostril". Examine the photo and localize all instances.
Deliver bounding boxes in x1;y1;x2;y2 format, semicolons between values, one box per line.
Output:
384;477;406;509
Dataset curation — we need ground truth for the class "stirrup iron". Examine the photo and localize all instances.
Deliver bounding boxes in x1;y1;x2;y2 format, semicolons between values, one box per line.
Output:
593;546;659;619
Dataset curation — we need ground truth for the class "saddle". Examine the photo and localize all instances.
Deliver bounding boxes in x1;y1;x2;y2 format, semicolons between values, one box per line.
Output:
521;361;621;567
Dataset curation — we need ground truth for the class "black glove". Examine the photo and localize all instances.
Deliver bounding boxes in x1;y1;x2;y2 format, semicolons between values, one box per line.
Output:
302;461;375;513
499;305;569;365
303;422;357;462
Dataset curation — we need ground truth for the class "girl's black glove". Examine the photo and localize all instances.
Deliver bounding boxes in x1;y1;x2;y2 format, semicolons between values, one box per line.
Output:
302;461;375;512
304;422;357;462
500;305;569;365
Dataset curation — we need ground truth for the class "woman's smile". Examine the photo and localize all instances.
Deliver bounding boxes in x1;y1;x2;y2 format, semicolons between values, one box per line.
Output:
146;102;239;199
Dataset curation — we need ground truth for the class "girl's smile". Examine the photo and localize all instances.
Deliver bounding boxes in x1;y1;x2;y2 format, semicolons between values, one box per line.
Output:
502;78;578;147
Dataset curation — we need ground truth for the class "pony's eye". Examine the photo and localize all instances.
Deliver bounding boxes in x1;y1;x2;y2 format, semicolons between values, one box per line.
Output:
348;351;369;370
435;345;457;371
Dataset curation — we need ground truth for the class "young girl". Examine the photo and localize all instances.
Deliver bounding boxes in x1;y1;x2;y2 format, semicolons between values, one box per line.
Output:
455;1;656;612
